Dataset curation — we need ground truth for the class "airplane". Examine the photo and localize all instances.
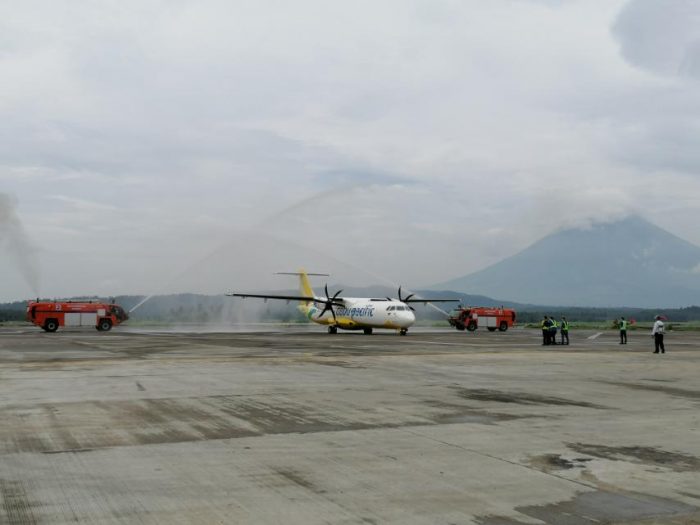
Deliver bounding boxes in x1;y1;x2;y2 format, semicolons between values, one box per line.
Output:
226;270;459;335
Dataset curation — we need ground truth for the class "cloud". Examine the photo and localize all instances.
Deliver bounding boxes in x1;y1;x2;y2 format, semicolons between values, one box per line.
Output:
612;0;700;79
1;1;700;301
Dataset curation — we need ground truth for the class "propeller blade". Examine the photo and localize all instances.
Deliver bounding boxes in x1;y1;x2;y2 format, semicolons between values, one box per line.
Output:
318;303;337;321
398;286;415;303
318;303;330;318
317;285;338;322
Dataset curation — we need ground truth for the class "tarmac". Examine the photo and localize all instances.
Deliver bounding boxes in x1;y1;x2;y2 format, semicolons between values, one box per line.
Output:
1;325;699;524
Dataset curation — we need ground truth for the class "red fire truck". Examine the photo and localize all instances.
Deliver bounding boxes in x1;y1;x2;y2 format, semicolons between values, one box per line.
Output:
26;301;129;332
448;306;516;332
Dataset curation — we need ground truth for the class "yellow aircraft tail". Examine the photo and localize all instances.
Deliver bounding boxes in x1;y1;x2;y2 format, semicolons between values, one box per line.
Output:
298;270;315;301
275;269;327;321
276;269;327;306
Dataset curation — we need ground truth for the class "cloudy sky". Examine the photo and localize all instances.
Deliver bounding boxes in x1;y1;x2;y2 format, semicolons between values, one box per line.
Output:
2;0;700;301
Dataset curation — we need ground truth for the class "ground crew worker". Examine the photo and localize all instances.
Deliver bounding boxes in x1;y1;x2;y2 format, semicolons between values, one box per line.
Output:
619;316;628;344
549;317;558;345
652;316;666;354
560;316;569;345
541;316;549;345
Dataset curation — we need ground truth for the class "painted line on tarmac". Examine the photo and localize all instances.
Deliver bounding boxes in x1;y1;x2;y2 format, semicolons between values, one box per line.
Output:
401;339;528;348
401;340;474;347
587;332;603;340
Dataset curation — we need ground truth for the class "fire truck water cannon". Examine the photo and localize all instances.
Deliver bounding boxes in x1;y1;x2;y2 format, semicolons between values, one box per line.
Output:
26;300;129;333
448;306;516;332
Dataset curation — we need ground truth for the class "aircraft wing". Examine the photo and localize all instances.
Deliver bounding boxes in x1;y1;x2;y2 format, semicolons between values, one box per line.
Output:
227;293;344;306
227;293;316;301
404;298;460;304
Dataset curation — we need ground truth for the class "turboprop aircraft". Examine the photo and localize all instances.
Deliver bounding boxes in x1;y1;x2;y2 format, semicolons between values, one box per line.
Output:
227;270;458;335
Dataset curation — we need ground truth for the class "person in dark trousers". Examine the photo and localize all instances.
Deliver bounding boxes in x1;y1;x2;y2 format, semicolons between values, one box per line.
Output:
652;316;665;353
560;316;569;345
619;316;628;344
549;316;558;345
541;316;549;345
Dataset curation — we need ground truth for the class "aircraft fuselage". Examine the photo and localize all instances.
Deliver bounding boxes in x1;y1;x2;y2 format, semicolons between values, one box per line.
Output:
301;298;415;331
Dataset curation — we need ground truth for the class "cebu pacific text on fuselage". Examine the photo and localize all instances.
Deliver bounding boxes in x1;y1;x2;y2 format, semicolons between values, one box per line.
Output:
336;306;375;317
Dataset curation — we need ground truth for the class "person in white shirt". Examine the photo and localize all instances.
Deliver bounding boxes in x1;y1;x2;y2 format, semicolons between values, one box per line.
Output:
652;316;666;354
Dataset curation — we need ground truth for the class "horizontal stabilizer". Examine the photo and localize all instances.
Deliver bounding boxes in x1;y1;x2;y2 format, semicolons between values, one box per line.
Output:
275;272;329;276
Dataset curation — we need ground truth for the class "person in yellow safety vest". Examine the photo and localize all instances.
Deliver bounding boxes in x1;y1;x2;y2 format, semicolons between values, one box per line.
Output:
560;316;570;345
619;316;628;344
541;316;549;345
549;317;558;345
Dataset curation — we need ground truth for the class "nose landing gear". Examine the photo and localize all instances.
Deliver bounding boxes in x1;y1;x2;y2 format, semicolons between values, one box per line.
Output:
399;328;408;336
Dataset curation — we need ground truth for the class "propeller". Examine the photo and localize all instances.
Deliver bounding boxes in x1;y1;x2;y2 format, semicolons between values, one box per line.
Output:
317;284;343;321
398;286;414;302
398;286;416;310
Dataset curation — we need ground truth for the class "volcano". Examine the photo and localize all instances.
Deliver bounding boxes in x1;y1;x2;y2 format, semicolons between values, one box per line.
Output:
431;216;700;308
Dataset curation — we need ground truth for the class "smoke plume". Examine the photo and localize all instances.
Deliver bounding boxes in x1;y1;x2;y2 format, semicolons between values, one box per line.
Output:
0;193;40;296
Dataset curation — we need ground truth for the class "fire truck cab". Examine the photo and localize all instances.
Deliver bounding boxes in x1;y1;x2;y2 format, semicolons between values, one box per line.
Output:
448;306;516;332
26;301;129;332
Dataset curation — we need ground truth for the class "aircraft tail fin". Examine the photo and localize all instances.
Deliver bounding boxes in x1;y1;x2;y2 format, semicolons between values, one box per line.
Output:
275;270;328;303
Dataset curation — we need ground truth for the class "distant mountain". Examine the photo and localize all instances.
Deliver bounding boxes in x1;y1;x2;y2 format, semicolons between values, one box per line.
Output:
430;216;700;308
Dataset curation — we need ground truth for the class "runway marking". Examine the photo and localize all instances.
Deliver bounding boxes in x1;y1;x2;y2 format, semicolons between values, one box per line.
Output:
399;339;544;349
401;340;476;347
587;332;603;340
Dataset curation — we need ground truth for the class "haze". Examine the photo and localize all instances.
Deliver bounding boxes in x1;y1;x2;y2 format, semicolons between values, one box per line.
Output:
2;0;700;301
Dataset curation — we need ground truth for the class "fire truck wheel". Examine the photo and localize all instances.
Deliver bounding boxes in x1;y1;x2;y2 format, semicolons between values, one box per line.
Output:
466;321;477;331
487;327;497;332
455;322;465;331
499;321;508;332
44;319;59;332
98;319;112;332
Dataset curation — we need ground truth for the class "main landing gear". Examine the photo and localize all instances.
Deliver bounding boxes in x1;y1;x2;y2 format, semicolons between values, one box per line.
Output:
328;326;338;334
363;328;373;335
